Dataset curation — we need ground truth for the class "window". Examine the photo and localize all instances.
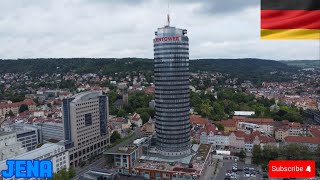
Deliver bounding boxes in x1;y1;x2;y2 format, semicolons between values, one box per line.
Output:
85;113;92;126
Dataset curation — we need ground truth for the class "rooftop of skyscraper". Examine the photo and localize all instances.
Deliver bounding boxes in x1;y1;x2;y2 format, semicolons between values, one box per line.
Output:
133;144;212;176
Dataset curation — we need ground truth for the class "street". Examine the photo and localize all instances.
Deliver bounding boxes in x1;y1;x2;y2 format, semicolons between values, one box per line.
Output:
71;128;141;180
214;159;262;180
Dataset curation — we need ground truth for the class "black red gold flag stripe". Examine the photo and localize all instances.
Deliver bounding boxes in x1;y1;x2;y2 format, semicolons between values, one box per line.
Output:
261;0;320;39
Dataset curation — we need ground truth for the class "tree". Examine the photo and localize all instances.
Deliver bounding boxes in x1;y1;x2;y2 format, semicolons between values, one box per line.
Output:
8;110;14;117
19;104;28;113
116;109;126;117
237;150;246;160
192;139;198;144
216;124;224;131
110;131;121;143
252;145;262;164
140;112;150;124
47;103;52;108
68;166;76;179
131;123;137;130
59;168;68;180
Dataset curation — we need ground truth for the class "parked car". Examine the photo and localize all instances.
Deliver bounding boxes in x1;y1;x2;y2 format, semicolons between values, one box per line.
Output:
250;173;256;177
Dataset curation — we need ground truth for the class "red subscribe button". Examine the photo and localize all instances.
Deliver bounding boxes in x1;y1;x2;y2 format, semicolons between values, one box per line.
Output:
269;160;315;178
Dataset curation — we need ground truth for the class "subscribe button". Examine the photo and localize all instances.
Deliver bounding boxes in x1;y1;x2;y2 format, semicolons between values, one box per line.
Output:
269;160;315;178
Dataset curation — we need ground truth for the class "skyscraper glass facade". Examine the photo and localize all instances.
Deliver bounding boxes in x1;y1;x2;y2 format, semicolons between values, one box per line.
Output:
154;26;191;156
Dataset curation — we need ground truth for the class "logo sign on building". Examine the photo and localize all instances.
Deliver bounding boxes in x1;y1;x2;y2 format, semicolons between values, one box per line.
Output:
269;160;315;178
1;160;53;178
154;36;181;42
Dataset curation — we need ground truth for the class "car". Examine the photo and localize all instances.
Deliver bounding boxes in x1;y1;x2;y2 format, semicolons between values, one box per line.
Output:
244;172;250;177
243;167;249;171
249;167;254;171
250;173;256;177
225;170;232;176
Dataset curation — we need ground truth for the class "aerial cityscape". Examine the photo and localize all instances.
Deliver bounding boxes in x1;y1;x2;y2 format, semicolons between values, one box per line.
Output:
0;0;319;180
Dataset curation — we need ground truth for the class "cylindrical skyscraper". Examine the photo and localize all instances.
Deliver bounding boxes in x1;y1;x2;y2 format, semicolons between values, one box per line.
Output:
154;24;191;157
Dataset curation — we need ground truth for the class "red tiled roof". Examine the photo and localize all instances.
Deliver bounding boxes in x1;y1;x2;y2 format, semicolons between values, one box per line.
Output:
199;124;216;135
190;115;210;126
310;128;320;138
0;99;35;108
285;136;320;144
110;118;124;122
216;120;236;127
144;86;155;94
131;112;141;122
233;116;274;125
275;127;288;132
259;136;276;143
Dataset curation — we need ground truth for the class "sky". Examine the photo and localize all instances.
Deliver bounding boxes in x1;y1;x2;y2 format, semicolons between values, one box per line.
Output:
0;0;319;60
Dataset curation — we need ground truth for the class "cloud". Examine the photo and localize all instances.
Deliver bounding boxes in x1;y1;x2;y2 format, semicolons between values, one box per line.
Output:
0;0;318;60
174;0;258;14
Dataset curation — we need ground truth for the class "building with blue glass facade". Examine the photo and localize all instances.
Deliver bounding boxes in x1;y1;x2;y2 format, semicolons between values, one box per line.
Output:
154;25;191;157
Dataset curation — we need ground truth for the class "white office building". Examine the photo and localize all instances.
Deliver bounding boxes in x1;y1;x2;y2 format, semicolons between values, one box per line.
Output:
0;142;70;179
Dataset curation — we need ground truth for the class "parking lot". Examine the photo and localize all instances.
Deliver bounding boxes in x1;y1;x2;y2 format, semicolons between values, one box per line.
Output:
215;159;263;180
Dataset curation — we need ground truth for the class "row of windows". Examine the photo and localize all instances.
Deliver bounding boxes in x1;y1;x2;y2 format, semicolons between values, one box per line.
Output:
155;93;189;98
156;115;189;121
155;87;189;92
154;62;189;67
154;67;189;72
154;52;188;56
154;45;188;49
156;141;190;148
70;140;106;160
156;125;190;132
75;100;98;107
156;129;190;136
154;55;189;59
156;107;189;113
155;111;189;117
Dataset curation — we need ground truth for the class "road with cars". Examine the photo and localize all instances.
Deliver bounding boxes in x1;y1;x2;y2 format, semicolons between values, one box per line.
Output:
215;160;263;180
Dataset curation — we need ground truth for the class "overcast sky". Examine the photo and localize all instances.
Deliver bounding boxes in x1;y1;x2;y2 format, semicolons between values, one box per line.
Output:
0;0;319;60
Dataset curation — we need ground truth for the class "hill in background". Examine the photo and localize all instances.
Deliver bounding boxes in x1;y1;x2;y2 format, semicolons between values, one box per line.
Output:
0;58;300;83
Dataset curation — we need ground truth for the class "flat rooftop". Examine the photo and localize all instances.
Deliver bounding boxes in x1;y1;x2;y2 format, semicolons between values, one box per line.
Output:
134;144;211;176
0;131;15;136
105;145;139;155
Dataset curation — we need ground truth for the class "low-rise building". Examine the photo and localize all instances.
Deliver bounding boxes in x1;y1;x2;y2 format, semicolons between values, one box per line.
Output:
0;99;36;116
284;136;320;151
35;122;64;141
233;116;274;135
1;123;40;151
0;142;70;177
214;120;236;133
214;132;229;150
104;145;143;171
130;113;143;127
132;144;212;180
0;131;26;161
274;127;289;141
141;118;155;136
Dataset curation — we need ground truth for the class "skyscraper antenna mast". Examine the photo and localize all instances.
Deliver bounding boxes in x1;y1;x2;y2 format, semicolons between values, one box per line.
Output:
167;0;170;26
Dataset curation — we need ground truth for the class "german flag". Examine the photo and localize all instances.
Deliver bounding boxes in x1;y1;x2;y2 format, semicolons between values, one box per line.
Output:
261;0;320;40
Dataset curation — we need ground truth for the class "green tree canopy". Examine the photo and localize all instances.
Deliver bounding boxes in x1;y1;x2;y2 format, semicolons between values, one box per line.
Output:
19;104;29;113
110;131;121;143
